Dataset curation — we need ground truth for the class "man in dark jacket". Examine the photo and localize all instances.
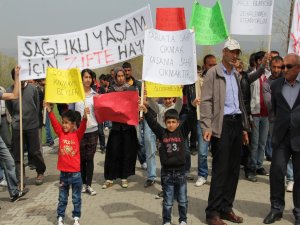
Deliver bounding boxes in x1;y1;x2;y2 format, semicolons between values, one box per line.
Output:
263;53;300;225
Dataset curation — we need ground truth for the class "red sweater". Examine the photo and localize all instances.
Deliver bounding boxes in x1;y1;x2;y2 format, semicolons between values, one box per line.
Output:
49;112;87;172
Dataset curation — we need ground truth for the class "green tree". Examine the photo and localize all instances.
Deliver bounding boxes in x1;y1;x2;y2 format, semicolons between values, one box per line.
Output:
0;52;17;88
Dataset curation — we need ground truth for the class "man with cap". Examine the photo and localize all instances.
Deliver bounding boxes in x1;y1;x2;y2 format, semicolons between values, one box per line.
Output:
200;39;250;225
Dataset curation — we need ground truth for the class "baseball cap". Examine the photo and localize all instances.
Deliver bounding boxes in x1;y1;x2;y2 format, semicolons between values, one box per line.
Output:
224;39;241;51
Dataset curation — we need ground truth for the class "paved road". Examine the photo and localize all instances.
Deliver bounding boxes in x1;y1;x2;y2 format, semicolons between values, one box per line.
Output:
0;144;294;225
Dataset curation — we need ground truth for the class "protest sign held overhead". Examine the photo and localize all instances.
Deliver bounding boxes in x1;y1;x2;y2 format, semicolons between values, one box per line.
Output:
18;5;153;81
44;68;85;103
288;0;300;54
148;7;185;96
93;91;139;126
145;81;182;97
189;0;228;45
156;8;186;31
142;28;197;85
230;0;274;35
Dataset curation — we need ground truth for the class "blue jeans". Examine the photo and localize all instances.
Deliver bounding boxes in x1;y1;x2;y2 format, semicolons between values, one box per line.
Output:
197;122;209;178
45;112;54;144
98;123;105;148
250;116;269;171
180;113;191;173
57;172;82;219
0;167;3;180
287;158;294;182
136;122;146;164
143;120;156;180
162;169;188;224
0;136;19;197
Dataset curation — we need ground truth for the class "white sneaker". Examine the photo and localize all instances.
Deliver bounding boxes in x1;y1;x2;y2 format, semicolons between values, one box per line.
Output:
81;185;86;193
86;185;97;196
58;217;64;225
287;181;294;192
141;162;147;170
180;222;187;225
0;179;7;187
164;223;171;225
73;217;80;225
195;176;207;187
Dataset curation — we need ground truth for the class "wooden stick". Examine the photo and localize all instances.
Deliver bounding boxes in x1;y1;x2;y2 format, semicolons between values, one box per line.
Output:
195;79;200;120
267;34;272;53
19;81;23;191
139;81;145;118
42;106;47;125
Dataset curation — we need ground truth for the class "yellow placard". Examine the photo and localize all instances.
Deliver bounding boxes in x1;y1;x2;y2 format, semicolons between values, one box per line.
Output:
45;68;85;103
146;81;182;98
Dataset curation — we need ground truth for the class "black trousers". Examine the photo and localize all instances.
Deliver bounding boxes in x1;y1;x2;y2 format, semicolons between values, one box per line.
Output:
206;116;243;218
270;131;300;218
12;128;46;182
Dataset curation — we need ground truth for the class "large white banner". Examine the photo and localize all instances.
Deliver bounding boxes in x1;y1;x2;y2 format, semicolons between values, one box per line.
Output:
142;29;197;85
288;0;300;54
18;5;153;81
230;0;274;35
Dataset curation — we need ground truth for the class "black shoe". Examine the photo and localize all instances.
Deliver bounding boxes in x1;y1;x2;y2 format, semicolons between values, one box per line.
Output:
257;168;269;176
144;179;155;188
11;188;29;202
266;156;272;162
186;174;194;181
247;172;257;182
263;211;282;224
100;146;106;154
29;164;36;170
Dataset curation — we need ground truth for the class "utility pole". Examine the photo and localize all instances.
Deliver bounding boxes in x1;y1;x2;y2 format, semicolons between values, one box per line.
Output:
287;0;295;52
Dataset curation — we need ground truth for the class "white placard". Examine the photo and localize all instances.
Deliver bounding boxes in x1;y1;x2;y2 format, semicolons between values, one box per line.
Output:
142;29;197;85
18;5;153;81
288;0;300;54
230;0;274;35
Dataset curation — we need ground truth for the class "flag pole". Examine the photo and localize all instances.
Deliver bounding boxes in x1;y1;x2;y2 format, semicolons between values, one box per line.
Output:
19;81;24;191
267;34;272;53
287;0;295;53
139;81;145;118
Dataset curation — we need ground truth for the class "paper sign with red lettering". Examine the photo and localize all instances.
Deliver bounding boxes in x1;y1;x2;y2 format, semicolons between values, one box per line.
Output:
18;5;153;81
93;91;139;126
156;8;186;31
288;0;300;54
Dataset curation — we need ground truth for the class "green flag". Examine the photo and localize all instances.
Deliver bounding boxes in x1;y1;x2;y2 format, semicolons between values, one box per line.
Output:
189;0;229;45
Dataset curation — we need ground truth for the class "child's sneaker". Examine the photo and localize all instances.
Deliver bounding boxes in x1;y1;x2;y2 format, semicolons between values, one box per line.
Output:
164;223;171;225
58;217;64;225
155;191;163;199
81;185;87;193
86;186;96;196
0;179;7;187
73;217;80;225
180;221;187;225
195;176;207;187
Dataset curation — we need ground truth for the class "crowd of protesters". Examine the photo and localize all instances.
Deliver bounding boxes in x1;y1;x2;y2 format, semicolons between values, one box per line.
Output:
0;39;300;225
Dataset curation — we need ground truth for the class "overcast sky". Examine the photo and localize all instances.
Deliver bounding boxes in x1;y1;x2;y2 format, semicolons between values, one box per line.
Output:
0;0;291;57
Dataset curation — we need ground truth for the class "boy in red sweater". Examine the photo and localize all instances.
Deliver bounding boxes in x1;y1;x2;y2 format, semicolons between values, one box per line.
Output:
45;103;88;225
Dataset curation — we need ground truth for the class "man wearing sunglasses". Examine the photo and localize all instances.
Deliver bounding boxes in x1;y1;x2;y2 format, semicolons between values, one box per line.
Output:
263;53;300;225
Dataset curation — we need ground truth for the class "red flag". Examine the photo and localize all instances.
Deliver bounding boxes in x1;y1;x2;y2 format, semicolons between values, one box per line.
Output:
156;8;186;31
93;91;139;126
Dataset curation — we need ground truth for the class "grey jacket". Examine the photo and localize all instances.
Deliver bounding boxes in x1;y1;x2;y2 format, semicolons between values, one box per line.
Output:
200;63;250;138
6;83;40;130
